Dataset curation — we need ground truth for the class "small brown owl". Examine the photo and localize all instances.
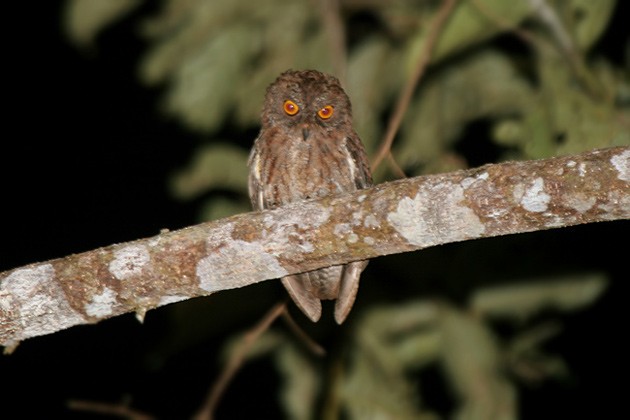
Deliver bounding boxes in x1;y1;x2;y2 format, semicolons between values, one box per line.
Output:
248;69;373;324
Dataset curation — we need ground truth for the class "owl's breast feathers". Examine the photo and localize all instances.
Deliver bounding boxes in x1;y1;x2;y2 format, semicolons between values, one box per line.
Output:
249;127;371;210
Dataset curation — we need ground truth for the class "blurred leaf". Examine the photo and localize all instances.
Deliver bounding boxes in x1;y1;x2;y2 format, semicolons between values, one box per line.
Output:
470;273;608;320
64;0;142;47
343;301;441;419
506;322;569;384
347;37;403;154
404;0;531;71
397;49;535;171
533;46;630;157
439;307;517;420
558;0;617;51
275;339;321;420
170;143;249;200
159;25;262;131
139;0;332;132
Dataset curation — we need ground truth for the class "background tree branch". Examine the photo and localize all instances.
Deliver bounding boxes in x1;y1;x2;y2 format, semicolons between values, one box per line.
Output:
1;146;628;350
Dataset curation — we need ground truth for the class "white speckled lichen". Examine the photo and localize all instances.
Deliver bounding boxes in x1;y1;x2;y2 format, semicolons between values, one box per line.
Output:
335;216;363;244
564;194;597;213
610;149;630;182
334;223;352;236
347;233;359;243
262;202;330;253
263;202;330;231
600;190;630;218
1;264;85;345
85;287;117;317
518;177;551;212
197;239;288;292
364;214;380;228
109;244;151;280
387;182;485;247
460;171;489;189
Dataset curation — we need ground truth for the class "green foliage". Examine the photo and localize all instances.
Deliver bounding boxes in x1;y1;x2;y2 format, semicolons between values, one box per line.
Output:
65;0;629;212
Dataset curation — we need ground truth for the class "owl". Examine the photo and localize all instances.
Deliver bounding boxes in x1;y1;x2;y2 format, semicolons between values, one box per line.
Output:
248;69;372;324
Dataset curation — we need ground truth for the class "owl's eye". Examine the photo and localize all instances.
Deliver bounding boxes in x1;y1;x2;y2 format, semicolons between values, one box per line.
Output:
283;100;299;116
317;105;334;119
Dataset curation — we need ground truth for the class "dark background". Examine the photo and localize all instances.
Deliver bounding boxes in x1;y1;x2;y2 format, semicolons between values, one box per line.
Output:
1;2;628;419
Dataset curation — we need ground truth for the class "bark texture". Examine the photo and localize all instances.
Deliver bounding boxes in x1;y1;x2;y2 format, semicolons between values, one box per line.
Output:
1;146;628;349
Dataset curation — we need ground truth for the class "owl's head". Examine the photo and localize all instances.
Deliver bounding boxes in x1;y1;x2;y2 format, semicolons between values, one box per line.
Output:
261;70;353;139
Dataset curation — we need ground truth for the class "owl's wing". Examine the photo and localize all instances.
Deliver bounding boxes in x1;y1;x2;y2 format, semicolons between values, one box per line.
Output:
247;143;266;211
345;134;373;189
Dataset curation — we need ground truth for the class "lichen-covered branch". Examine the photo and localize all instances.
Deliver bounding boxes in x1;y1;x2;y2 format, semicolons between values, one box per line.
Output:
1;146;628;349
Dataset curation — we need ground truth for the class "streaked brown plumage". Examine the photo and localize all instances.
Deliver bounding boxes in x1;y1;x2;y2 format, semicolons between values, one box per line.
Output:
248;70;372;323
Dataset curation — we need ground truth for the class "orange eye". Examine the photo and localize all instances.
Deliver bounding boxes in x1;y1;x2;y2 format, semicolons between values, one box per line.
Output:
283;100;299;116
317;105;334;119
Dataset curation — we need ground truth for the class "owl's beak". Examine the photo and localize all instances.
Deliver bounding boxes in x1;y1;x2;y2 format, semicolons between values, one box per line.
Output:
302;127;310;141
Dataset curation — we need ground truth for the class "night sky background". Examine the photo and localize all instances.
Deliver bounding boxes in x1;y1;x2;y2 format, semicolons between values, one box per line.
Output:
1;2;628;419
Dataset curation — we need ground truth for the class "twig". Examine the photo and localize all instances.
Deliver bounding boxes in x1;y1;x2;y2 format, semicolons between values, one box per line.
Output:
473;0;604;100
371;0;459;172
469;0;537;45
387;153;407;178
281;310;326;356
525;0;605;100
317;0;347;86
67;399;155;420
527;0;575;55
193;302;287;420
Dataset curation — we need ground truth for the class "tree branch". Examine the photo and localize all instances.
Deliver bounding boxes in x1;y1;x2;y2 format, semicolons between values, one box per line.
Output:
2;147;628;349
